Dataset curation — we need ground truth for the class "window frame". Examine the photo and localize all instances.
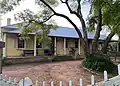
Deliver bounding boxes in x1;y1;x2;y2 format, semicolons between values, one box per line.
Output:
75;39;78;48
17;38;25;49
36;40;42;48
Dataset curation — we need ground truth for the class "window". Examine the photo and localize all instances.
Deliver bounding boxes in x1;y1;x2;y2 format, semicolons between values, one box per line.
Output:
36;40;42;48
75;39;78;48
66;39;68;48
18;38;24;48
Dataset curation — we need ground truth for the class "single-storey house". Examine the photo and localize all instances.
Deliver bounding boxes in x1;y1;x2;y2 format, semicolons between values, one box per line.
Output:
0;19;119;57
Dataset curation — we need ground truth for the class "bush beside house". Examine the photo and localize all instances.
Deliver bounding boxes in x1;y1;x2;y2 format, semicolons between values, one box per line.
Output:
82;54;117;74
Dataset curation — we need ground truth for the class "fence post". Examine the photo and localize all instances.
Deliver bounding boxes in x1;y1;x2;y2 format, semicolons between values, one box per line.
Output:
91;75;95;85
43;81;46;86
118;64;120;75
3;75;7;82
51;81;54;86
60;81;62;86
69;80;72;86
80;78;82;86
0;74;2;80
104;70;108;82
13;78;17;85
8;77;12;84
36;80;38;86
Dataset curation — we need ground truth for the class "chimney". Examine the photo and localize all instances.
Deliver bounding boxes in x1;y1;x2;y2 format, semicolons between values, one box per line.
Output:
7;18;11;25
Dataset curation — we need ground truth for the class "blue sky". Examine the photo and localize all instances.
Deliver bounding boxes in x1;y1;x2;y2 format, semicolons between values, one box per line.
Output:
1;0;90;28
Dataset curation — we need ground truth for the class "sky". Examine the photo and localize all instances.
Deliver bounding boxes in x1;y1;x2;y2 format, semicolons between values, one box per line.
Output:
0;0;90;28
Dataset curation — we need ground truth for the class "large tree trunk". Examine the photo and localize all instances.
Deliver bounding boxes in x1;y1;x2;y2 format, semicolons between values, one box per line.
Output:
101;31;115;53
80;17;90;57
91;8;102;54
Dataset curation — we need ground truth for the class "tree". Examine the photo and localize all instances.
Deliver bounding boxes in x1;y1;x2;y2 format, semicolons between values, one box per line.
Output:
89;0;120;53
101;0;120;53
0;0;21;14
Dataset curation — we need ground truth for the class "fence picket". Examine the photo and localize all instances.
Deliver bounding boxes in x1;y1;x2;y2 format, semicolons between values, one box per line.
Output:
80;78;82;86
60;81;62;86
43;81;46;86
8;77;12;84
35;80;38;86
104;70;108;82
1;69;120;86
13;78;17;85
3;75;7;82
51;81;54;86
0;74;2;80
91;75;95;85
69;80;72;86
118;64;120;75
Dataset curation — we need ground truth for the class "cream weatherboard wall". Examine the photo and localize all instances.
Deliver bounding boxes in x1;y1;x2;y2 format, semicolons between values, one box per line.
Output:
7;34;22;56
6;33;34;56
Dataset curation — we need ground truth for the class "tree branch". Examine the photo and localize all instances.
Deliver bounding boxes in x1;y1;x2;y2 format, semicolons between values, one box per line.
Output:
59;0;89;54
59;0;66;3
54;13;82;38
40;0;56;14
101;31;115;53
77;0;81;14
62;0;87;41
28;14;54;25
40;0;83;38
40;14;54;23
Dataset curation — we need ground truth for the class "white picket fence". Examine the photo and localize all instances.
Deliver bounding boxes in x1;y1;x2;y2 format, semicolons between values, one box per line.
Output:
1;64;120;86
0;74;17;86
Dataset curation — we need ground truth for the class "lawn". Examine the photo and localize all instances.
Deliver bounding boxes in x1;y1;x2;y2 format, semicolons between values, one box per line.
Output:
3;61;103;86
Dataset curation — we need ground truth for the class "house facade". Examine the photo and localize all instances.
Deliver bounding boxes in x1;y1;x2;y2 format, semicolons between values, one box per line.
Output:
0;22;85;57
0;20;119;57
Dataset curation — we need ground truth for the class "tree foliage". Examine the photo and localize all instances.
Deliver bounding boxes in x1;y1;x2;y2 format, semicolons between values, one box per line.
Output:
88;0;120;53
0;0;22;14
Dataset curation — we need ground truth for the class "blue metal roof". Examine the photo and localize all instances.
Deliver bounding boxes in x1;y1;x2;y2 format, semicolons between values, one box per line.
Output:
0;23;118;41
48;27;79;38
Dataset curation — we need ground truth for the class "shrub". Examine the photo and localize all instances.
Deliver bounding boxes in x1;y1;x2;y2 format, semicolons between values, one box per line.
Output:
82;54;117;73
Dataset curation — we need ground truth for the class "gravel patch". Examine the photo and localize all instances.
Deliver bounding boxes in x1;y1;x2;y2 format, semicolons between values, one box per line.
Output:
3;61;103;86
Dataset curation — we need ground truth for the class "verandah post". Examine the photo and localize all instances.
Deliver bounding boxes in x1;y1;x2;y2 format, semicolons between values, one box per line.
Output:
118;64;120;75
104;70;108;82
34;35;37;56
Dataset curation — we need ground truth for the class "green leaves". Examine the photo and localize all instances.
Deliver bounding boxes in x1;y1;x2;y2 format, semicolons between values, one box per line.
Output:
102;0;120;35
0;0;22;14
88;0;120;35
